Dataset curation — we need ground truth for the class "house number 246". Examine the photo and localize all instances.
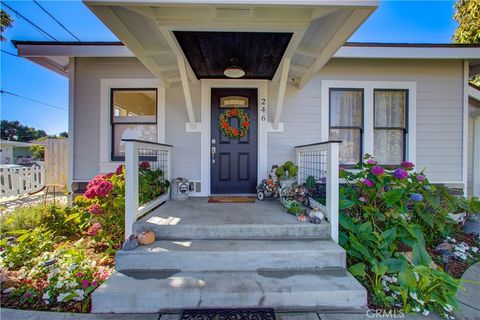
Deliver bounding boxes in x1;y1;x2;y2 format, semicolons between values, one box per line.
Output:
260;98;267;121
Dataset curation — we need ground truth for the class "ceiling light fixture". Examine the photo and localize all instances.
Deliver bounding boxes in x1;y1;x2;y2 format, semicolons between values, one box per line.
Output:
224;65;245;78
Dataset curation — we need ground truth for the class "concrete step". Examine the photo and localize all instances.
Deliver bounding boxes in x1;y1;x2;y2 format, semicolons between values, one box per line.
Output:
133;221;331;240
115;239;346;272
91;268;367;313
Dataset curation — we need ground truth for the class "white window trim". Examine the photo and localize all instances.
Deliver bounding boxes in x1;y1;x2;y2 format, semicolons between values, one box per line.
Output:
99;78;165;173
321;80;417;164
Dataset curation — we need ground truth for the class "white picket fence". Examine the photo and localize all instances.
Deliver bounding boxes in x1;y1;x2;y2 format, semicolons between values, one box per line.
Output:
0;164;45;198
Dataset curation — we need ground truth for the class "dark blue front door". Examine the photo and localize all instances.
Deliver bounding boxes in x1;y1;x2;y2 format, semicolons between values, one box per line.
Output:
211;88;258;194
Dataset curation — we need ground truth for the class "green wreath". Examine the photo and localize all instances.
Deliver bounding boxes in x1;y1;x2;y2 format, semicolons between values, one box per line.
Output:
218;108;250;139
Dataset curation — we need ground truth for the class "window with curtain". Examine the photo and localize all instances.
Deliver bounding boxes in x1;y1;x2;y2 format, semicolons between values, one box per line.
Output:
374;89;407;165
329;88;363;165
111;89;157;161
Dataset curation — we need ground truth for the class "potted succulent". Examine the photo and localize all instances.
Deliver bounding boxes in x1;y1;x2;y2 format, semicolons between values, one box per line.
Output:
275;161;298;188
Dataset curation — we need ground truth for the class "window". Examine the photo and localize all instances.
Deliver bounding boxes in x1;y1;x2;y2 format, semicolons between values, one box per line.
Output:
329;88;363;165
374;90;407;165
111;89;157;160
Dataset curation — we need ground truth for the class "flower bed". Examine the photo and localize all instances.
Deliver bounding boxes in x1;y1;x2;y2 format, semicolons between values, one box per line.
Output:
1;162;169;313
339;155;480;318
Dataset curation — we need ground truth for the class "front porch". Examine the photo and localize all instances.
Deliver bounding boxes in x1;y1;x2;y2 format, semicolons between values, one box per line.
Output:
92;197;366;313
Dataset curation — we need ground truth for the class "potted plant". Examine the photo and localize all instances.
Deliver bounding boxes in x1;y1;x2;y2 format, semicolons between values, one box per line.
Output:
464;197;480;235
275;161;298;188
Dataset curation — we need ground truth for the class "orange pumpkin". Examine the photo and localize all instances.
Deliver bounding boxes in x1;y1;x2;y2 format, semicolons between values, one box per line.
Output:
137;230;155;245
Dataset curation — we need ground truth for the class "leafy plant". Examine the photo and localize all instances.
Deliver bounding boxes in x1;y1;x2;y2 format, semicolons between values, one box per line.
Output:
275;161;298;179
305;176;316;190
339;155;463;317
0;204;47;234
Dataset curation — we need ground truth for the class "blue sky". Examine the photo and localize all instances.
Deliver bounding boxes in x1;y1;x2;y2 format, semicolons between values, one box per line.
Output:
0;0;458;135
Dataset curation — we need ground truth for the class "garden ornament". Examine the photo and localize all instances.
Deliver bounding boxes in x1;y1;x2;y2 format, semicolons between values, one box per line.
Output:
138;230;156;245
122;235;139;250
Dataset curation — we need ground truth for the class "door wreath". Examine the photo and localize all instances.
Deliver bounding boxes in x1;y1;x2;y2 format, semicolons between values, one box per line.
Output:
218;108;250;139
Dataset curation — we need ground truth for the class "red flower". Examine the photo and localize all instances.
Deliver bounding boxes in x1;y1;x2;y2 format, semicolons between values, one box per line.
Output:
88;204;102;215
115;165;125;175
221;121;229;129
242;121;249;128
139;161;150;169
230;109;237;116
232;129;239;136
87;223;102;236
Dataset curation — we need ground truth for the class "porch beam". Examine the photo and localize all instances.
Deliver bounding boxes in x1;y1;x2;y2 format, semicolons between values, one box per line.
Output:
177;57;196;129
159;27;199;84
299;9;372;88
295;45;320;58
158;64;178;72
272;25;309;82
273;58;291;130
93;6;169;87
290;64;308;74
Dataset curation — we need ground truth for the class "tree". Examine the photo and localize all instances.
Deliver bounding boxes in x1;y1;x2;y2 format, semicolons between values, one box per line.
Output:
453;0;480;84
30;144;45;160
453;0;480;44
0;10;13;42
0;120;48;141
59;131;68;138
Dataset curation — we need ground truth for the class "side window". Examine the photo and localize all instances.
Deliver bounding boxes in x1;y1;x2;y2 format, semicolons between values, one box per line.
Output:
329;88;363;165
111;89;157;161
373;89;407;165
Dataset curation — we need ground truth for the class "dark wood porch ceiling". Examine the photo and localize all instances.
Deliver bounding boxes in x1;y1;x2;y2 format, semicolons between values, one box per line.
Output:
173;31;292;80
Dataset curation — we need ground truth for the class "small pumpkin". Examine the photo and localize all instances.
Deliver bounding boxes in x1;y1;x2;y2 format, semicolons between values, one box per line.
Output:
137;230;156;245
297;214;307;223
122;235;139;251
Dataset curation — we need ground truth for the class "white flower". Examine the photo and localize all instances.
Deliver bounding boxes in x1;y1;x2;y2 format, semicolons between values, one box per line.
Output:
412;306;421;312
68;263;77;271
8;262;13;268
68;281;77;288
42;292;50;300
57;292;69;303
423;310;430;316
73;289;84;301
471;247;478;253
451;239;457;243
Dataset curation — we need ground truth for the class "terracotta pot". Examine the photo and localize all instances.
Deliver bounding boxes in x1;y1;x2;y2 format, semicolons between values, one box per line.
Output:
137;230;156;245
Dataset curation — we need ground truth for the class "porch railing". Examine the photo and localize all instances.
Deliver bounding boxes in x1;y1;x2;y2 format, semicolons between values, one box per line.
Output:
295;141;340;242
123;139;172;239
0;164;45;198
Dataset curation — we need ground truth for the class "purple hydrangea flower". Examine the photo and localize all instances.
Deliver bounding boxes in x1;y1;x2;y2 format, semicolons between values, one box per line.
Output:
416;174;426;182
371;166;385;176
367;159;377;165
401;161;415;170
411;193;423;202
393;168;408;180
362;179;375;188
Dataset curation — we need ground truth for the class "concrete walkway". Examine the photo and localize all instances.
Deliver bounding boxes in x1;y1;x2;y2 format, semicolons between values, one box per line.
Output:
2;264;478;320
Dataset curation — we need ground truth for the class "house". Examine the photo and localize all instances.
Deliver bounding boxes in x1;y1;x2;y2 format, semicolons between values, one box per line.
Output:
0;139;37;165
468;84;480;197
12;0;480;314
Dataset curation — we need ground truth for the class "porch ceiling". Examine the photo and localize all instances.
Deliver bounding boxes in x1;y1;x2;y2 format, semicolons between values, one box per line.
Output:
84;0;378;88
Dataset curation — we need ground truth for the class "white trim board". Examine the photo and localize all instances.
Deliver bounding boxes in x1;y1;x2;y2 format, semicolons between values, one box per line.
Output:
99;78;165;173
321;80;417;164
68;57;75;192
193;79;283;197
473;115;480;197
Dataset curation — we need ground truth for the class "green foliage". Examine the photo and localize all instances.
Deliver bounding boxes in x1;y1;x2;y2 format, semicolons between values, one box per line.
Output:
453;0;480;85
138;166;170;205
0;228;57;270
0;205;46;234
453;0;480;44
339;156;462;317
42;205;90;237
305;176;317;189
0;120;48;142
275;161;299;179
29;144;45;159
0;10;13;42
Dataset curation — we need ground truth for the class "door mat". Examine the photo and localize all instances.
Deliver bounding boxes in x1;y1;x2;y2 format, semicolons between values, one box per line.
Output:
179;308;276;320
208;196;256;203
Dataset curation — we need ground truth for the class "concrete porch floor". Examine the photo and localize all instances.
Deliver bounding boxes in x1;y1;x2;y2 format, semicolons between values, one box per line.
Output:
140;198;300;225
135;198;331;240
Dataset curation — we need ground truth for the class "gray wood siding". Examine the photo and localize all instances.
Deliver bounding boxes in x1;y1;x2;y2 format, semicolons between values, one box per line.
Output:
74;58;155;180
268;59;464;183
73;57;201;181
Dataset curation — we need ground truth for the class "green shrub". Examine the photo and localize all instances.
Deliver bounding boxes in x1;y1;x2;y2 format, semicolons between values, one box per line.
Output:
275;161;298;179
339;155;462;317
0;205;47;234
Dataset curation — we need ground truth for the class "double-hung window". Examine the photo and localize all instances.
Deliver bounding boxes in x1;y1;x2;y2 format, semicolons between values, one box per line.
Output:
111;88;157;161
329;88;363;165
374;89;407;165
